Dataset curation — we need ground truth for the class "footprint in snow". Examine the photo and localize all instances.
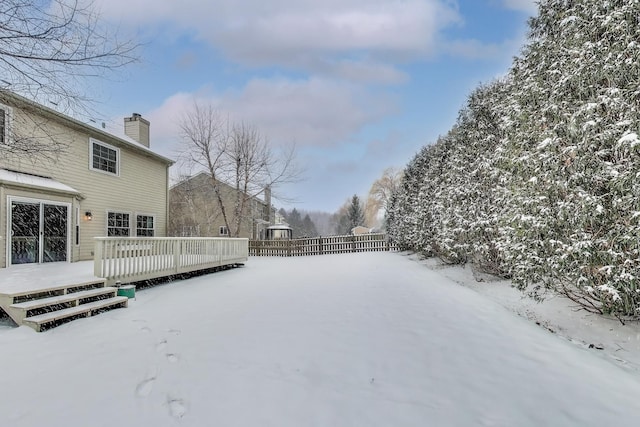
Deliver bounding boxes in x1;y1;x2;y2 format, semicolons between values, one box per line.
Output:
167;397;187;419
156;339;167;352
166;353;179;363
140;326;152;333
168;329;181;335
135;377;156;398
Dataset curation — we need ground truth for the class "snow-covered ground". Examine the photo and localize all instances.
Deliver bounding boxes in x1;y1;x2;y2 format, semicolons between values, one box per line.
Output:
1;252;640;426
405;252;640;371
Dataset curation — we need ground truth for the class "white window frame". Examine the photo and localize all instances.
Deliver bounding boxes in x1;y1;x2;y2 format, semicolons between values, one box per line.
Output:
106;211;131;236
89;138;120;176
0;103;13;145
135;213;156;237
219;225;229;236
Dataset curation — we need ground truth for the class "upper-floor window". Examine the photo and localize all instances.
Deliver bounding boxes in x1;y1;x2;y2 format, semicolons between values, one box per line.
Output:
107;211;130;236
136;214;155;236
219;225;229;236
0;105;11;144
90;139;120;176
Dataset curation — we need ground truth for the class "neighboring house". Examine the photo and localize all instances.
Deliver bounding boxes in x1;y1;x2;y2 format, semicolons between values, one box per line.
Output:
169;172;273;239
0;91;174;268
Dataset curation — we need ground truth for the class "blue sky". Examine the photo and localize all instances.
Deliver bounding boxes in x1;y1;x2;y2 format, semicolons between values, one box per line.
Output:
91;0;537;212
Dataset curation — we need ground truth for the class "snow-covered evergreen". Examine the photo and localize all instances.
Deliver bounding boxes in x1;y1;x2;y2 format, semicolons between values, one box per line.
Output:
387;0;640;318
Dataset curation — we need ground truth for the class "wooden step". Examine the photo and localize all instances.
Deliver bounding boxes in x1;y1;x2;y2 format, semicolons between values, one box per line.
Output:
10;287;118;317
23;296;129;332
10;280;107;304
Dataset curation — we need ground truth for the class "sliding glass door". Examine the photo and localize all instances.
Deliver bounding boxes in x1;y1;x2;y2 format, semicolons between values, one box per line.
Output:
10;199;69;265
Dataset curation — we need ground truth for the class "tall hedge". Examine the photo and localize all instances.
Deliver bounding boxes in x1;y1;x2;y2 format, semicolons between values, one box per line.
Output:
387;0;640;318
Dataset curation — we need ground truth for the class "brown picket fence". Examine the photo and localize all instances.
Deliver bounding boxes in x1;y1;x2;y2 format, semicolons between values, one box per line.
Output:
249;233;397;257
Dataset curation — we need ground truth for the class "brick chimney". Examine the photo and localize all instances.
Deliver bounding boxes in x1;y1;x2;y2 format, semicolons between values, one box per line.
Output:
124;113;150;147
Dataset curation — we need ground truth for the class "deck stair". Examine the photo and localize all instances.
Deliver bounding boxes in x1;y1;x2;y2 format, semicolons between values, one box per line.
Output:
0;279;128;332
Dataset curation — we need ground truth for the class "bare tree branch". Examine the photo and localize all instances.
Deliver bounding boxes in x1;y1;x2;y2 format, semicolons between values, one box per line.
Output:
177;101;301;237
0;0;139;159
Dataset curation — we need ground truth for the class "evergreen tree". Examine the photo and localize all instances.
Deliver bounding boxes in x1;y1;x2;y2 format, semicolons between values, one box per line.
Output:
302;214;319;237
347;195;365;231
279;208;319;237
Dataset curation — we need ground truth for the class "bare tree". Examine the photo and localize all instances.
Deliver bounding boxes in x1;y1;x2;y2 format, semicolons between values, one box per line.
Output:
365;167;403;228
0;0;137;107
0;0;138;158
178;101;301;237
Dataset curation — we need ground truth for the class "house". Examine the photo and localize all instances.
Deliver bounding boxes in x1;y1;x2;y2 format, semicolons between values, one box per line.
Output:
169;172;273;239
0;90;174;268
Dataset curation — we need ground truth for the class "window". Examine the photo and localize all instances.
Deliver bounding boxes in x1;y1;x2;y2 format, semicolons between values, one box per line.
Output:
107;212;130;236
0;105;11;144
90;139;119;175
136;215;155;236
219;226;228;236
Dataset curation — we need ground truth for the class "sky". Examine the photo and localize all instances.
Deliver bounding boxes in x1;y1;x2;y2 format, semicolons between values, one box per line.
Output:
89;0;538;213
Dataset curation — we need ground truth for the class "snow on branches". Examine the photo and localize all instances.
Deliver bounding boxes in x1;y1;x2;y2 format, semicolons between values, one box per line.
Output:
387;0;640;319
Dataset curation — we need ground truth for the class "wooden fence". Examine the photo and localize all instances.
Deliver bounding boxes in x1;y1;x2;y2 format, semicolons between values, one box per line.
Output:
249;233;397;257
94;237;249;285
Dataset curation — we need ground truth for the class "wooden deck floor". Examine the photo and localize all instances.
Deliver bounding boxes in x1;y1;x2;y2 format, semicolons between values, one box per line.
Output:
0;261;96;296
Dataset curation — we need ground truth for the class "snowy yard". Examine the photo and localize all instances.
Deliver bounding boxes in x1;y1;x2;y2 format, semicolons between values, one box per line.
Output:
2;252;640;426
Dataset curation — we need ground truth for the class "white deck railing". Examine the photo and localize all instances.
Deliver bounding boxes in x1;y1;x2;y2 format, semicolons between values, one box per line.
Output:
94;237;249;285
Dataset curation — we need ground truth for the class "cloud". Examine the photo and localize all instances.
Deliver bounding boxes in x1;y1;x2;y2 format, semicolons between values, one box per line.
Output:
221;77;397;147
211;1;456;62
95;0;460;84
136;77;397;158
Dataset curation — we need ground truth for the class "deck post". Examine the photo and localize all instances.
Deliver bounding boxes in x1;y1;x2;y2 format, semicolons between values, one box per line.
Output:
94;239;103;278
173;239;181;274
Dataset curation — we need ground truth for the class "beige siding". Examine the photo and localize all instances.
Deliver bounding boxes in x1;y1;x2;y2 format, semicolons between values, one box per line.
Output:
0;100;171;267
169;173;268;239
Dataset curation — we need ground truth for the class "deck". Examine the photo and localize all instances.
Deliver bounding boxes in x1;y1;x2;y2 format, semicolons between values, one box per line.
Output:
0;261;95;295
0;237;249;331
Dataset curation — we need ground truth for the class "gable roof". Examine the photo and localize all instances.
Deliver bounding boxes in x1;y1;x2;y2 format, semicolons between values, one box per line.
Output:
170;171;268;207
0;90;174;166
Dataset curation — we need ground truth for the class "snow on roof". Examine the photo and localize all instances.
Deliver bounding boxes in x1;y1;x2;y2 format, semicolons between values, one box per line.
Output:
98;120;174;164
0;168;80;195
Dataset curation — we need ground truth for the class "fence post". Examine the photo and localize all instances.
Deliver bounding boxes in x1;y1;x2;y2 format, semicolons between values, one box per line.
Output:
319;236;323;255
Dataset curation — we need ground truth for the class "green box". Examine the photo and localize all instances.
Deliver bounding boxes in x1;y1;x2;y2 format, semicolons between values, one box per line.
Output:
117;285;136;299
